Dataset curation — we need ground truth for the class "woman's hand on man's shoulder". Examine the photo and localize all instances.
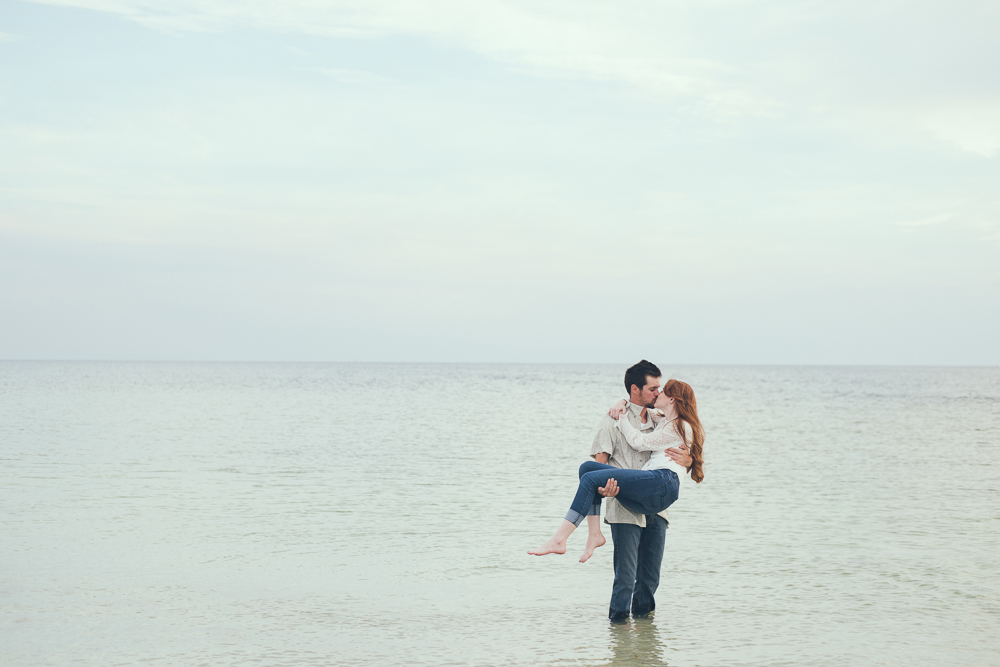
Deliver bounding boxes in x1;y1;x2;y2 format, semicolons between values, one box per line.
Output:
607;399;628;419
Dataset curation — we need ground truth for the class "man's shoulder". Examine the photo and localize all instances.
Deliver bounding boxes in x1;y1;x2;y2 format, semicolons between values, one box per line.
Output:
595;413;617;429
590;413;622;456
592;413;624;442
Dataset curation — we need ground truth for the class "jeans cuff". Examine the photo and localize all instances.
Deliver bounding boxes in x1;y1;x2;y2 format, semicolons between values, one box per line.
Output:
564;509;586;527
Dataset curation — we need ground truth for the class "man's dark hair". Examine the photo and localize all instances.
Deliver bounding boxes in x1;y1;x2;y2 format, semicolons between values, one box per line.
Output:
624;360;661;395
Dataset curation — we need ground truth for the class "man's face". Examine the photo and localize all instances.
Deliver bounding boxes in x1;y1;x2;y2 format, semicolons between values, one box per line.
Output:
637;376;661;408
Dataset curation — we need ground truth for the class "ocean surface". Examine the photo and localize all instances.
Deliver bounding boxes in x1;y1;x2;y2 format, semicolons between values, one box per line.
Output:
2;362;998;666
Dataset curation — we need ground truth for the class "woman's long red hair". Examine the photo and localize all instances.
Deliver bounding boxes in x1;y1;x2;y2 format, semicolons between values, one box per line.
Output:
663;379;705;483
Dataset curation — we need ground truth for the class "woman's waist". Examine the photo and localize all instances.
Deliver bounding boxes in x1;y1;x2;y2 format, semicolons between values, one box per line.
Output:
641;454;686;476
638;467;679;477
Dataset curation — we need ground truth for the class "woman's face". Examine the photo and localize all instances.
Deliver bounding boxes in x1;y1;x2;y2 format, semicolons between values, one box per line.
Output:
654;392;674;412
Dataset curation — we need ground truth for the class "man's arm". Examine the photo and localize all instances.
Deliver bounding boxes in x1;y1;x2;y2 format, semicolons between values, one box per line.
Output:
591;417;619;496
590;414;617;461
666;444;693;468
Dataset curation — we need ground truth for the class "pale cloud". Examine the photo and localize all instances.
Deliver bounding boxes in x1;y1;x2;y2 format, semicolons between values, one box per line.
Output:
0;3;797;118
3;125;78;144
895;213;954;228
313;67;393;86
24;0;1000;150
920;102;1000;157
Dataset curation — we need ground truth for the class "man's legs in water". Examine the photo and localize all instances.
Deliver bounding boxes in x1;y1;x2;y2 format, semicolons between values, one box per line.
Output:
608;523;640;621
631;515;667;616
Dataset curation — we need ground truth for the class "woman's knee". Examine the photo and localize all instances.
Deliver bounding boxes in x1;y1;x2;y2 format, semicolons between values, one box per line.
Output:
580;470;610;491
581;459;609;473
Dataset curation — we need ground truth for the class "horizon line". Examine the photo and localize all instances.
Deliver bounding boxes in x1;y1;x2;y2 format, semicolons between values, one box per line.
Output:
1;359;996;369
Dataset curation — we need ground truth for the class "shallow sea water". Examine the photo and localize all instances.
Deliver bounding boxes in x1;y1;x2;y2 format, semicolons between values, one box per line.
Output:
2;362;998;666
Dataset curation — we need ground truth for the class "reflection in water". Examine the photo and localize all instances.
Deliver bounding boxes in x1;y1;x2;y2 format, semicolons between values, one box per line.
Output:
602;617;670;666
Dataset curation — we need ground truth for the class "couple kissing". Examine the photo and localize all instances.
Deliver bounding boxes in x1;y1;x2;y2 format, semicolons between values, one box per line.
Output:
529;359;705;622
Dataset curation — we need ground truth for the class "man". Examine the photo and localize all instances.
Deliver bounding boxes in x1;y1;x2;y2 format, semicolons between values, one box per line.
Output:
591;359;692;622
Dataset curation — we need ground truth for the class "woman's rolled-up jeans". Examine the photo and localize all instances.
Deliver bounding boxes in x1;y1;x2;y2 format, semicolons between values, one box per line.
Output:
565;461;679;527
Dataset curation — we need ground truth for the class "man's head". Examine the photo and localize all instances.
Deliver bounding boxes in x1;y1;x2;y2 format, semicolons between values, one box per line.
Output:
624;360;661;408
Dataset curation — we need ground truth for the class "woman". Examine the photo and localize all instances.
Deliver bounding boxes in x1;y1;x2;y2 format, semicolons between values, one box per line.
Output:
528;379;705;561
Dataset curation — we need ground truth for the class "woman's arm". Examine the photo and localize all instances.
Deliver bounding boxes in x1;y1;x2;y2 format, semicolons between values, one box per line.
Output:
607;399;628;419
615;415;683;452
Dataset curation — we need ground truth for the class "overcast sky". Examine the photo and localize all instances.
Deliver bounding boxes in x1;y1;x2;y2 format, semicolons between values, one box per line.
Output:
1;0;998;364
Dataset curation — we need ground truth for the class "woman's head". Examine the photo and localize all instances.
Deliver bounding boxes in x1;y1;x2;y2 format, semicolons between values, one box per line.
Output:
661;379;705;483
661;379;696;409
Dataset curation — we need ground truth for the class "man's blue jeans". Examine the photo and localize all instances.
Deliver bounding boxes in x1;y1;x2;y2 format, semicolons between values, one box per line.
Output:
609;515;667;620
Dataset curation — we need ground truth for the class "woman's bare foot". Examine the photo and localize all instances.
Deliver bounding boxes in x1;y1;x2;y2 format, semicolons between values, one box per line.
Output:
528;519;576;556
528;537;567;556
579;533;606;563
